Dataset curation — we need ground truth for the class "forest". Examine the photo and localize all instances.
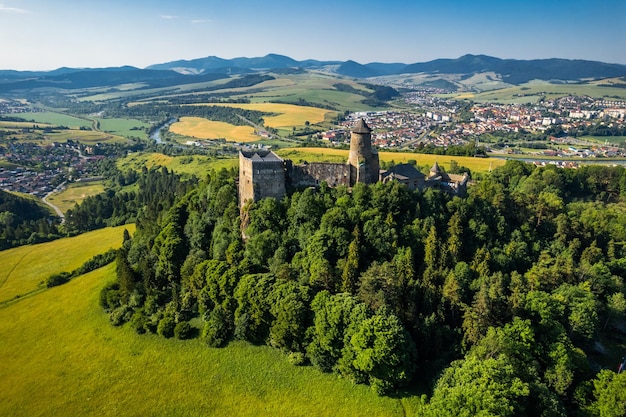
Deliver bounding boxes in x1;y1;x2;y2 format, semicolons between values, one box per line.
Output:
97;160;626;416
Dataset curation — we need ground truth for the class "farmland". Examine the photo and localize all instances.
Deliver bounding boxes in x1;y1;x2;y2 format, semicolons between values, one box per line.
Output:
199;102;336;128
170;117;260;142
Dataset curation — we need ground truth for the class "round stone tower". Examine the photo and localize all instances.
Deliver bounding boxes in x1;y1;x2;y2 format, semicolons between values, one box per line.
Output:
348;118;379;185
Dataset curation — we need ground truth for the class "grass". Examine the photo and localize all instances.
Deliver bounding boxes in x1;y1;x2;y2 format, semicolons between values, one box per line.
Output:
0;249;410;416
97;118;149;140
170;117;260;142
45;129;127;144
0;224;135;304
276;147;507;174
581;135;626;146
46;181;106;214
118;152;238;177
447;81;626;103
12;112;92;129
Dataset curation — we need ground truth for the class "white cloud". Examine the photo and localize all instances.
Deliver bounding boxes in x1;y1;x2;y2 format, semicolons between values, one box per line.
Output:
0;3;29;13
191;19;212;24
160;15;178;20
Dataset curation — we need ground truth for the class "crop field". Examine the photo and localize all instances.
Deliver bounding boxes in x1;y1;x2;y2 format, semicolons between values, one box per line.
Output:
201;102;335;129
170;117;260;142
12;112;93;129
0;120;53;129
0;261;411;416
97;118;149;140
0;224;135;305
276;147;507;174
46;181;106;214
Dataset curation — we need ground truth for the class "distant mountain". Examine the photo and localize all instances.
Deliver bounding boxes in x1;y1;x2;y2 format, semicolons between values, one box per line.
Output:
0;67;228;93
2;54;626;94
147;53;304;74
399;54;626;84
148;53;626;84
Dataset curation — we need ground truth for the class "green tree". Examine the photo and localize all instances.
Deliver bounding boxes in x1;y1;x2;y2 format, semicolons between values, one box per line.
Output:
422;355;530;417
339;310;417;395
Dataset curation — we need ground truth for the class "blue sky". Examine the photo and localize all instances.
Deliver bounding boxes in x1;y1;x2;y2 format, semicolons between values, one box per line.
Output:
1;0;625;70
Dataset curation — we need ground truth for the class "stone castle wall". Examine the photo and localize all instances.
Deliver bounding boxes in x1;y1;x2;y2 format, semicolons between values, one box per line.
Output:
286;161;351;188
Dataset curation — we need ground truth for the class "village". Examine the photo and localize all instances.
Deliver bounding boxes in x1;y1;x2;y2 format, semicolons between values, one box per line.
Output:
0;141;103;196
322;92;626;159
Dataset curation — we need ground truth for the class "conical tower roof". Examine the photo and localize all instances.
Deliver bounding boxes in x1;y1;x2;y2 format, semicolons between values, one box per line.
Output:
430;161;441;174
352;118;371;134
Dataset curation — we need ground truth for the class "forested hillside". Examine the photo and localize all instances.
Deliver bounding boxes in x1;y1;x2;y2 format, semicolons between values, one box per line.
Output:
101;161;626;416
0;189;60;249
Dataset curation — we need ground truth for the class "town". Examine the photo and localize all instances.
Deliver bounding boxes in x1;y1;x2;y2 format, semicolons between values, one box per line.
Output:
322;92;626;159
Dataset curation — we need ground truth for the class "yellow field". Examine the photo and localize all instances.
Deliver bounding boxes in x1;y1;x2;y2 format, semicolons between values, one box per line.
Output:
0;121;53;129
199;103;334;128
47;181;106;214
277;148;506;173
170;117;260;142
0;224;135;304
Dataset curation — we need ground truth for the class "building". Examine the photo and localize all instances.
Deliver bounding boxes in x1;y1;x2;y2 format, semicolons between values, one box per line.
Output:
238;119;468;208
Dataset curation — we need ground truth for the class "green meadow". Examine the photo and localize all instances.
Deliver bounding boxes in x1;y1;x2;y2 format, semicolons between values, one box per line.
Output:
0;235;412;416
0;225;135;304
450;81;626;103
12;111;93;129
118;152;238;176
46;181;106;214
97;118;150;140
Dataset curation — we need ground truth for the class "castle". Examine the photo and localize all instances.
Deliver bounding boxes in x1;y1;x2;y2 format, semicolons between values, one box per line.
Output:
239;119;468;208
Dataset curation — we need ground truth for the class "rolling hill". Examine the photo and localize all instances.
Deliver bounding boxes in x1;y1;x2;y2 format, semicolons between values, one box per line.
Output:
2;54;626;94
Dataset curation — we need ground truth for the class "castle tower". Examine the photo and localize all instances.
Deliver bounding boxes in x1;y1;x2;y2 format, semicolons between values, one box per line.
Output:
239;150;286;208
348;118;379;185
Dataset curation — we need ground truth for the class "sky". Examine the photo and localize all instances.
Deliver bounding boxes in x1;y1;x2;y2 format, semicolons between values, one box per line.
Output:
1;0;625;71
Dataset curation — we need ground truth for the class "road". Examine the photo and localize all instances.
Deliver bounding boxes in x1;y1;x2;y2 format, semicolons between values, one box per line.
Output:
42;182;66;223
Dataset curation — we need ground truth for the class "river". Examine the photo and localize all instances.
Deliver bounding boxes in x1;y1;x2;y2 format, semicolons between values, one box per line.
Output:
150;118;177;144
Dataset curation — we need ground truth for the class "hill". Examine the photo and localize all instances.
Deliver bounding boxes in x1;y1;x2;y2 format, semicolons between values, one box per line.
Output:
2;54;626;94
0;224;135;304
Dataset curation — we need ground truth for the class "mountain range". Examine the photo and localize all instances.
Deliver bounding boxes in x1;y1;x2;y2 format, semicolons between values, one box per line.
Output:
1;54;626;93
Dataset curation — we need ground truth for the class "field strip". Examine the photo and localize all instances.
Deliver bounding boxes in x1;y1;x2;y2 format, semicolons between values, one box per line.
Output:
0;247;34;292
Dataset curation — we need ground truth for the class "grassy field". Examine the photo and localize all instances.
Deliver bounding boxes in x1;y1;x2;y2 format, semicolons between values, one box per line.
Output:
581;135;626;145
97;118;149;140
45;129;126;144
448;81;626;103
46;181;106;214
170;117;260;142
0;245;412;416
277;148;507;174
118;152;238;176
12;112;93;129
0;224;135;305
